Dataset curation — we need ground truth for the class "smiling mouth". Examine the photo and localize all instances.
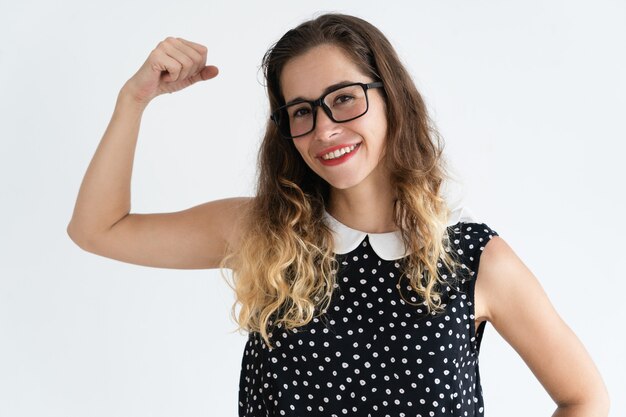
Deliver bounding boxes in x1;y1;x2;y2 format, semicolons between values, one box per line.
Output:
320;143;361;160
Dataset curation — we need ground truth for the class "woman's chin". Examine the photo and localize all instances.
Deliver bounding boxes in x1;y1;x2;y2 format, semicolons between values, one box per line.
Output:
325;177;362;191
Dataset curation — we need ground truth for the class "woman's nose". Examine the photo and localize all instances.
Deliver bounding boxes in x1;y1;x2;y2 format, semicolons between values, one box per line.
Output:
313;106;340;138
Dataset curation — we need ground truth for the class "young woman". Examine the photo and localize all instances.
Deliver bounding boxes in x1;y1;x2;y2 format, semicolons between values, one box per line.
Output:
67;13;609;417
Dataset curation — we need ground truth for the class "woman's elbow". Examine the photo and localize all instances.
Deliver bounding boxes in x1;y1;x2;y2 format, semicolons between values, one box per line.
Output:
555;387;610;417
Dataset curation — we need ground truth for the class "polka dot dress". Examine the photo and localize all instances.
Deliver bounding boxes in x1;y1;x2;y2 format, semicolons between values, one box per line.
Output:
238;213;499;416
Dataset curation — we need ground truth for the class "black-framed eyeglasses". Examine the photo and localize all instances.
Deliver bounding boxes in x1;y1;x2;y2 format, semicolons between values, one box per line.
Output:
270;81;384;139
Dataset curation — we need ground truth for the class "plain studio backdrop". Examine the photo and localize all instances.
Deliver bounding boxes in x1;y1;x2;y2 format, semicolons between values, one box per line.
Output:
1;1;624;416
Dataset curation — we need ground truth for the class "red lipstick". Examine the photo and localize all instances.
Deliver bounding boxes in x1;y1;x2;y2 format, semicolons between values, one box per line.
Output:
317;143;361;166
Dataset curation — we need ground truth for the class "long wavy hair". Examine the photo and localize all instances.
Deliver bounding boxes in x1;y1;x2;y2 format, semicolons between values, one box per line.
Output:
220;13;465;349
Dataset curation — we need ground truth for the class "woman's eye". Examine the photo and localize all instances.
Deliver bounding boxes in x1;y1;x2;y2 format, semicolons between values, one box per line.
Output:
334;95;355;105
291;106;311;118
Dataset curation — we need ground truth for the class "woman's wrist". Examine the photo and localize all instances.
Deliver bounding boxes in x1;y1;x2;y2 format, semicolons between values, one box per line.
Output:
117;82;151;112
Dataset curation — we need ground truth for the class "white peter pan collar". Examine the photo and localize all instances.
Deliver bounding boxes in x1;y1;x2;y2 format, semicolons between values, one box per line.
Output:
323;205;476;261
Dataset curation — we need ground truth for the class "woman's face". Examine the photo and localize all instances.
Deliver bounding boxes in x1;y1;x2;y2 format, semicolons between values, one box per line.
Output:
279;44;388;191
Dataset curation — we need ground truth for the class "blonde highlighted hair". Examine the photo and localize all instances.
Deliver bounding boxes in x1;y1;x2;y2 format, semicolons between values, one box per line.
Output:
220;13;464;349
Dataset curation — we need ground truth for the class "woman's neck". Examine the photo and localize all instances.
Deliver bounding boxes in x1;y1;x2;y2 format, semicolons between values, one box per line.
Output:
326;165;397;233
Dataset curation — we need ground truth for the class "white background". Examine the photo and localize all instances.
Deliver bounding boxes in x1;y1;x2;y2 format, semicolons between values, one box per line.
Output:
1;1;625;416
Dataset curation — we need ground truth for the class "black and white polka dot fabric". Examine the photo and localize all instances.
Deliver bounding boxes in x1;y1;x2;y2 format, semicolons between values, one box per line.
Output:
238;207;499;416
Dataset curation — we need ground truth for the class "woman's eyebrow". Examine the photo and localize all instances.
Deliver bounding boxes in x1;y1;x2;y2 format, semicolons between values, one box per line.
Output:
285;80;355;106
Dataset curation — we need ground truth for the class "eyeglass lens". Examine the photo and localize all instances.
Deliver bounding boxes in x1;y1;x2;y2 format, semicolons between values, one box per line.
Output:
282;84;368;138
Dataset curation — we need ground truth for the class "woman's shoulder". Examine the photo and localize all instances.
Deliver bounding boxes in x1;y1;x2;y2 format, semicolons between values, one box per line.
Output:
446;206;500;275
448;221;499;242
446;205;499;239
213;196;256;264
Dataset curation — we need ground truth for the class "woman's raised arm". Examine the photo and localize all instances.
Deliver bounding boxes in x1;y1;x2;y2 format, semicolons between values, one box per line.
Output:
67;37;249;270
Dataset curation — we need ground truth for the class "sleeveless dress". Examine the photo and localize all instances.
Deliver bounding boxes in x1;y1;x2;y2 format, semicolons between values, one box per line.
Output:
238;206;499;417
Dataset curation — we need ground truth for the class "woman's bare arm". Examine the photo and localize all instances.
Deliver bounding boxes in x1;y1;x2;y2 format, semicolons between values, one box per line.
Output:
477;237;610;416
67;37;247;270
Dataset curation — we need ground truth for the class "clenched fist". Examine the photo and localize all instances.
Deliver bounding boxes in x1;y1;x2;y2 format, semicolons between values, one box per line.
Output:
122;37;219;105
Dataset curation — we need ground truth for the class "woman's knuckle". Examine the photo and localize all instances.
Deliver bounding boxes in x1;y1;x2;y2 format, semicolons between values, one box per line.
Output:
178;56;190;67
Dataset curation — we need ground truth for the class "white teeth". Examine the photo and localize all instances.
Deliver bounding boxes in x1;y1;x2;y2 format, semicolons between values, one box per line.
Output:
322;144;358;160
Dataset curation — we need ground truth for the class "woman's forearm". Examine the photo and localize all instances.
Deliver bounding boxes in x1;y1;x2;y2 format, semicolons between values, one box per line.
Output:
67;85;147;244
